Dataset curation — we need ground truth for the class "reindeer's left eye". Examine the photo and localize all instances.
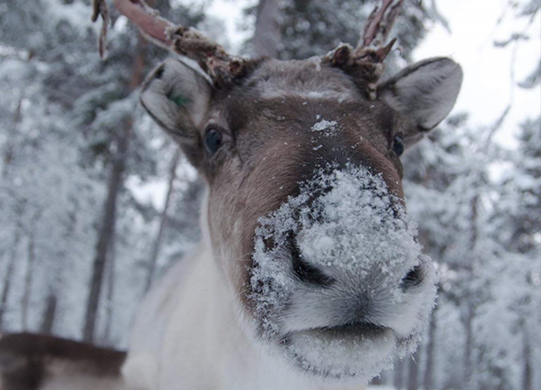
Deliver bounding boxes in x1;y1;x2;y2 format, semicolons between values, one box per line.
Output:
204;128;223;156
392;135;405;157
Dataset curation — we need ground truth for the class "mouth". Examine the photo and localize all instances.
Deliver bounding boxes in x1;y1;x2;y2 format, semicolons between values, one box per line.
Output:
279;322;396;379
285;321;390;341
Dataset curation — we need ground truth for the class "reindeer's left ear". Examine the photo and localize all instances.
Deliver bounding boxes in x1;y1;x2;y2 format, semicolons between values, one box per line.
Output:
140;58;212;168
378;57;463;145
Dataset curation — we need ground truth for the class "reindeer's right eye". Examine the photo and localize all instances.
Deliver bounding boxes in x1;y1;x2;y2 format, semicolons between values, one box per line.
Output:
204;128;223;156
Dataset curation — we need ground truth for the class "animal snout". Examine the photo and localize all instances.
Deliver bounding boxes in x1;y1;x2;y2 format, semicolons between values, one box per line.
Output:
287;232;425;293
279;227;433;336
252;165;436;339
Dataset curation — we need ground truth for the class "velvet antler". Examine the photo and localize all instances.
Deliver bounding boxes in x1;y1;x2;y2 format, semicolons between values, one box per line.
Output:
91;0;249;87
325;0;404;99
92;0;403;92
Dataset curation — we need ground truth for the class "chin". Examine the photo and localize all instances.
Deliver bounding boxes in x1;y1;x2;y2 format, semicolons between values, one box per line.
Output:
279;324;397;380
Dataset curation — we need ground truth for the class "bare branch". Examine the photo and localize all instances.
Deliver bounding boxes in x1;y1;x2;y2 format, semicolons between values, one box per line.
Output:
519;60;541;89
427;0;451;34
484;104;511;151
493;33;530;48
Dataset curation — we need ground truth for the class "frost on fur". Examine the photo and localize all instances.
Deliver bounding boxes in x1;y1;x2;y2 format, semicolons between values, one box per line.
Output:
250;165;437;380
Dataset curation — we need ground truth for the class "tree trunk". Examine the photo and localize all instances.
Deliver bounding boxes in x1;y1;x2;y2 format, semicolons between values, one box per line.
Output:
407;348;420;390
0;230;20;329
2;97;23;178
83;125;127;342
463;302;475;388
423;305;437;390
522;329;532;390
82;38;146;343
101;238;116;345
40;289;57;334
253;0;284;58
463;194;479;390
144;149;181;292
394;358;405;390
21;231;36;330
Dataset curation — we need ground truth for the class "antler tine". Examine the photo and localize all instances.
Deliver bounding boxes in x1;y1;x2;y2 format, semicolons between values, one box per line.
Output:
92;0;248;87
359;0;403;50
92;0;110;58
325;0;404;100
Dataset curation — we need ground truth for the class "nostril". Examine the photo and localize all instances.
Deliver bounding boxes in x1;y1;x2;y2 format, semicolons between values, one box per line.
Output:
288;237;333;286
401;265;425;290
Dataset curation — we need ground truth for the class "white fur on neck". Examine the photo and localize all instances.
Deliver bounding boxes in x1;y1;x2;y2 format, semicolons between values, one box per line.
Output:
121;191;368;390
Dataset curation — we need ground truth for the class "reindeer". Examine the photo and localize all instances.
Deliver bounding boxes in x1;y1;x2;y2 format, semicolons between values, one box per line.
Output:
0;332;127;390
0;0;462;389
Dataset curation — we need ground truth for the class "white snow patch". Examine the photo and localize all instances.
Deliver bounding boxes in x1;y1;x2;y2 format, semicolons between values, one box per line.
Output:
311;117;339;138
311;118;338;132
249;165;437;381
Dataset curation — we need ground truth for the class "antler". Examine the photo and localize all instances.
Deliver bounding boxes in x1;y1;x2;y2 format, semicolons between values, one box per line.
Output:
92;0;403;92
91;0;249;87
91;0;109;58
361;0;403;49
325;0;404;100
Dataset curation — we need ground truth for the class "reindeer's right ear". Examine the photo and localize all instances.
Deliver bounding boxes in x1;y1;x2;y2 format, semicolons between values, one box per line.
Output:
378;58;463;146
141;58;212;166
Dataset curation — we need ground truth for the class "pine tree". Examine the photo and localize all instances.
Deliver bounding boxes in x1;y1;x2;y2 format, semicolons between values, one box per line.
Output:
0;0;209;346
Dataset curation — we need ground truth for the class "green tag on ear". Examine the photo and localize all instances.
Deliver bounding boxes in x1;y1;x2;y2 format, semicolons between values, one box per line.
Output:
169;94;190;108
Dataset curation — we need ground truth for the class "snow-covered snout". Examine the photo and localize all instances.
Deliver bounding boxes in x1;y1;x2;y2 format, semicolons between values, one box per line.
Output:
251;166;437;379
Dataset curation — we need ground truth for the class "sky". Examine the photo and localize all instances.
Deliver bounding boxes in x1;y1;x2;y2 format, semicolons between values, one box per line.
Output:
413;0;540;147
205;0;541;147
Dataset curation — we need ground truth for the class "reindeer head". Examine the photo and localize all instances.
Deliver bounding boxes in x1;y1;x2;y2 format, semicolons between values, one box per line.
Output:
112;0;462;382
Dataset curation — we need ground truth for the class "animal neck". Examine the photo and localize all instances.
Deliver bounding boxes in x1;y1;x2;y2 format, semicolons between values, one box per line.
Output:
164;195;368;390
124;191;367;390
180;239;367;390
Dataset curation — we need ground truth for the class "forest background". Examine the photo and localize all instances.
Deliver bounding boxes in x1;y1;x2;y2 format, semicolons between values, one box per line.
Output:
0;0;539;389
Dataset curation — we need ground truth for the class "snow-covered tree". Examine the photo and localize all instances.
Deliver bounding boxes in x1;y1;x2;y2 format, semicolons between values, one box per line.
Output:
0;0;208;347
